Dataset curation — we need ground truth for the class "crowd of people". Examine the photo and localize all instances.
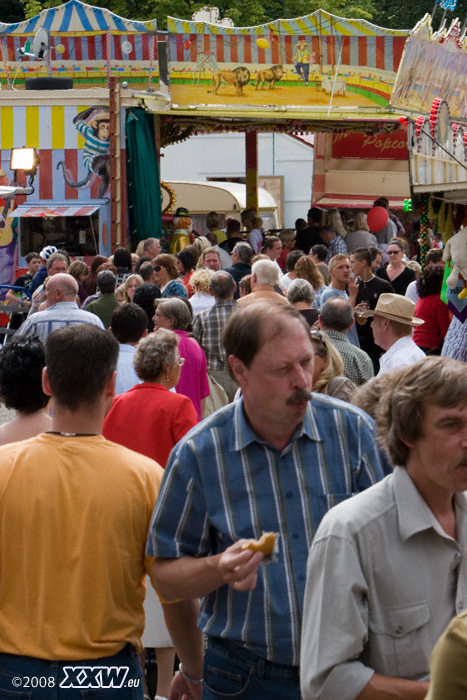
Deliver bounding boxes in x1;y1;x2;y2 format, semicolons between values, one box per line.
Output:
0;201;466;700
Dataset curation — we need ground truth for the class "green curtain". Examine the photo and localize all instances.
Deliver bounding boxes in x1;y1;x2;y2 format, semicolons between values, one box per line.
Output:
125;108;162;248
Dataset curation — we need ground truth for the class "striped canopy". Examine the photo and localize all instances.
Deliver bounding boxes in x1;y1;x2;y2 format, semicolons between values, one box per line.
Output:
0;0;157;35
167;9;408;37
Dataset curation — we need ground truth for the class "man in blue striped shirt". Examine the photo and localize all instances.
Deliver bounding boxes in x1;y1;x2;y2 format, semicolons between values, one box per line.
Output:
148;301;384;700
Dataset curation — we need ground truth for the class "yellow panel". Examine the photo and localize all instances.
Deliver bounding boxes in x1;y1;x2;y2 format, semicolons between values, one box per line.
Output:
76;106;89;148
26;106;39;147
0;107;14;150
51;106;65;149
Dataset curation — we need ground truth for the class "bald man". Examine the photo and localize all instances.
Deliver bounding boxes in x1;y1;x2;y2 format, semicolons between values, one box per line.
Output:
17;273;104;342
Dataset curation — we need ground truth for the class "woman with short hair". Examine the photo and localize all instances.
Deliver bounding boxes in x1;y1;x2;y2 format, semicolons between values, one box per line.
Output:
153;298;209;420
153;254;188;298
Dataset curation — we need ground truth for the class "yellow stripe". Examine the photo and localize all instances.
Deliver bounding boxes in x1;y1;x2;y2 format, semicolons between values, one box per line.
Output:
295;18;311;33
76;106;89;148
348;19;376;37
25;106;39;148
51;106;65;149
280;21;294;34
0;106;14;150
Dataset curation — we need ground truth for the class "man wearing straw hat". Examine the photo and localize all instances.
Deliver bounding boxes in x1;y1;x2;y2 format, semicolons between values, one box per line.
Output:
362;293;426;376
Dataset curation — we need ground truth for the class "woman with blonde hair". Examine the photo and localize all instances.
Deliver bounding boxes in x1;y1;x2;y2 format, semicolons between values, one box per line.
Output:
192;236;211;257
123;273;143;303
189;267;215;314
326;207;347;238
295;255;324;292
310;329;355;401
345;212;377;252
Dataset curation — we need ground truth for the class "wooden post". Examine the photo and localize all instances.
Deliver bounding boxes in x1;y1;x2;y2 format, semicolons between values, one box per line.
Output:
245;130;258;214
109;76;122;250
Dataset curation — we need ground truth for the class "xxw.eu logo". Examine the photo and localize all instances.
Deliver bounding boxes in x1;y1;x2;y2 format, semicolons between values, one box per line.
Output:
60;667;131;688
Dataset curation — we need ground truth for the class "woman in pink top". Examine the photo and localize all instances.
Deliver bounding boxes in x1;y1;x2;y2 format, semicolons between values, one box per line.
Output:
153;297;210;420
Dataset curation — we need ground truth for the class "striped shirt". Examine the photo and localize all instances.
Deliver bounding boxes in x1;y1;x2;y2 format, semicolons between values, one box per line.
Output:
147;393;384;667
17;301;104;342
192;299;237;371
75;121;109;172
325;235;349;264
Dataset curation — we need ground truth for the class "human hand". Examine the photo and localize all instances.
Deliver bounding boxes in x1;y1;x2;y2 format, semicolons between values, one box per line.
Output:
218;540;264;592
347;276;359;300
169;670;202;700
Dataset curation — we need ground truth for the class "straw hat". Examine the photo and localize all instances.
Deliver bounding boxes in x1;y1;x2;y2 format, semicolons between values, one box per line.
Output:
362;293;424;326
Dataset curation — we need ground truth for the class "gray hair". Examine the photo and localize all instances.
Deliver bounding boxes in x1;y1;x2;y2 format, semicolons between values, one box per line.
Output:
210;270;235;300
46;253;67;270
320;297;354;332
96;269;116;294
233;242;254;265
134;329;179;382
156;297;192;331
252;259;279;286
287;278;315;305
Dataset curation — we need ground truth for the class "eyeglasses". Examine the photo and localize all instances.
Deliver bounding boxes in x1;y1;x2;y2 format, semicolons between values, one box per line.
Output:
387;250;401;255
310;330;328;357
310;329;325;343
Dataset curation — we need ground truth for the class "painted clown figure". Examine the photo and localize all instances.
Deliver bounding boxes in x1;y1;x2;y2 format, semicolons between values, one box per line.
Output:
169;207;193;254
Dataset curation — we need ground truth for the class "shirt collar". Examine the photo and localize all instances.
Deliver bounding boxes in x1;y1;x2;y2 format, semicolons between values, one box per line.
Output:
46;301;78;311
382;336;415;360
231;397;322;453
394;466;465;542
324;329;349;344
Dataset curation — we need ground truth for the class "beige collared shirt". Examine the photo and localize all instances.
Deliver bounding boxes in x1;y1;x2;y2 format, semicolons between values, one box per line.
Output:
300;467;467;700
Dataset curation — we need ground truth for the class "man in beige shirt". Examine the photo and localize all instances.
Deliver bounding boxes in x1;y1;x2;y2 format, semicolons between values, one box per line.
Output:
301;355;467;700
237;259;288;307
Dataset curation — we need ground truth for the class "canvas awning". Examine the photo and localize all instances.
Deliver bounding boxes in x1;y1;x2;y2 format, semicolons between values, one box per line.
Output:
9;204;100;217
314;194;407;209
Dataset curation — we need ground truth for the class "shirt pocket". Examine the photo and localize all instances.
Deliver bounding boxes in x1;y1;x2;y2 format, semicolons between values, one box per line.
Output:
368;602;431;679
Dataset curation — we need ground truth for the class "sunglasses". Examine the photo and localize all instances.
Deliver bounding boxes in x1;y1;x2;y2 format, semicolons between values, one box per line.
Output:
153;266;162;272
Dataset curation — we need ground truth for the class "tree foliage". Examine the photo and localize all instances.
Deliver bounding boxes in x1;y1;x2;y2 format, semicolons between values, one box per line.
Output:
4;0;467;34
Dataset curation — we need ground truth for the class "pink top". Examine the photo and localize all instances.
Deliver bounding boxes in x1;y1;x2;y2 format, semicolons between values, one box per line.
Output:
174;330;210;421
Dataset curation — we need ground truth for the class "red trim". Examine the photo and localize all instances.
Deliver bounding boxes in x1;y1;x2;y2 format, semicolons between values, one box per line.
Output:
341;36;350;66
230;35;238;63
244;35;251;64
315;194;407;209
376;36;385;70
358;36;367;68
65;150;79;200
38;149;53;200
393;37;405;73
216;34;224;63
74;35;83;61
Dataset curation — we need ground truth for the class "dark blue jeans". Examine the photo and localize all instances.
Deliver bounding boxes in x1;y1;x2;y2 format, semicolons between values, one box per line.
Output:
203;638;300;700
0;644;142;699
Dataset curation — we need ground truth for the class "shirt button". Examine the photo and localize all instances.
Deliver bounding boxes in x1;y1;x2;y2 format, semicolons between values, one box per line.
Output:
394;625;403;635
455;552;462;562
292;532;299;539
298;574;305;582
457;601;464;612
286;492;293;499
